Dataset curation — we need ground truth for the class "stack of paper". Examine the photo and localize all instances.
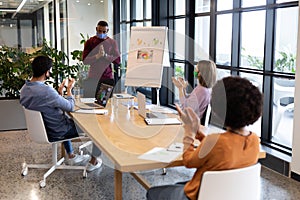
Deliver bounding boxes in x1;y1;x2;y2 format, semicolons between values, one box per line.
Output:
138;143;183;163
74;109;108;115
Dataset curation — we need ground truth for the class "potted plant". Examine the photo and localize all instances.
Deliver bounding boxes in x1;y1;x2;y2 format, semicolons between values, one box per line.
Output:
0;40;81;130
0;46;33;130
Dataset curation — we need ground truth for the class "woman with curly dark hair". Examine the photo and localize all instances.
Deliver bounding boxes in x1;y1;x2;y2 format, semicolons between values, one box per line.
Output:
147;76;263;200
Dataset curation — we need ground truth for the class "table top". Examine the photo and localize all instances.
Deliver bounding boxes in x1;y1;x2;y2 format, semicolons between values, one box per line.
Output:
72;101;183;172
72;100;266;172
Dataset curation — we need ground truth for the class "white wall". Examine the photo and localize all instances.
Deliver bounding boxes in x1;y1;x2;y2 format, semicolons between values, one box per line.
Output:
67;0;113;64
291;2;300;174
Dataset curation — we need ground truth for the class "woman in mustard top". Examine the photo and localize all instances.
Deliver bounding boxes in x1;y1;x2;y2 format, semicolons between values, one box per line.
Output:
147;76;263;200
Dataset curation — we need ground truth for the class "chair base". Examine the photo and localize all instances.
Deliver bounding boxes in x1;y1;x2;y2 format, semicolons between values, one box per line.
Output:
21;154;87;188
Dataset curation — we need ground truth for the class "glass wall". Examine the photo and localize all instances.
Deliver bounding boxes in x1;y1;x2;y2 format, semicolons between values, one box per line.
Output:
119;0;152;94
114;0;297;153
0;19;18;47
271;6;297;147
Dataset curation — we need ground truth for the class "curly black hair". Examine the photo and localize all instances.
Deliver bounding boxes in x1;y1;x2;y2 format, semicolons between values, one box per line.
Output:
210;76;263;129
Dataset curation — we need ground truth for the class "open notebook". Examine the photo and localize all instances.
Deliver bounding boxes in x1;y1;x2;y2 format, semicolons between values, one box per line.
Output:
137;92;181;125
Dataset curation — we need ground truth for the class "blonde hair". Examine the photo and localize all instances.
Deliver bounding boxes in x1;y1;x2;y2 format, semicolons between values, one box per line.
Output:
196;60;217;88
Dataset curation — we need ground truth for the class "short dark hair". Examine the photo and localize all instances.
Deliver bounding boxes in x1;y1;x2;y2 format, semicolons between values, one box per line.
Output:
210;76;263;129
31;55;52;77
97;20;108;27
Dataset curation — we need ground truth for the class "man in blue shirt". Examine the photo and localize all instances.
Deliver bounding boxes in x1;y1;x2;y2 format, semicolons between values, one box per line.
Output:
20;56;102;171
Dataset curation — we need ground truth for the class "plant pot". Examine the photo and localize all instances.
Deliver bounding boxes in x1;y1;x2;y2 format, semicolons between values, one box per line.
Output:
0;99;26;131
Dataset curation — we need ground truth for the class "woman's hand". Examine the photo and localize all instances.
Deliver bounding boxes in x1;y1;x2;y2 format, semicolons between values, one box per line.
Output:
195;125;206;141
172;77;188;89
176;104;200;138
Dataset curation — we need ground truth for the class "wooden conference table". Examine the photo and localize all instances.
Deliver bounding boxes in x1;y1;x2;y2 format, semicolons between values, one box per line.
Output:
72;100;266;200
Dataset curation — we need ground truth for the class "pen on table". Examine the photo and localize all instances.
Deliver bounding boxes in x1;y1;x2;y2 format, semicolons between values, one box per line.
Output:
166;146;183;152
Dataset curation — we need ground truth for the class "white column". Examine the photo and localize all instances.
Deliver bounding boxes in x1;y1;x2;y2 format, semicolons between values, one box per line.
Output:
54;0;61;51
291;2;300;175
43;3;50;42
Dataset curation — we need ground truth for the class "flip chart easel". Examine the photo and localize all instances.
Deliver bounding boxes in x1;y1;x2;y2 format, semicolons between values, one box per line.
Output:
124;26;170;105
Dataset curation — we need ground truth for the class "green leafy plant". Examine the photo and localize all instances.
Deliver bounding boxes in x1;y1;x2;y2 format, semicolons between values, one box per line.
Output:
0;46;33;99
34;40;79;90
243;48;296;73
275;51;296;73
70;33;90;87
174;65;184;77
0;39;83;99
246;55;264;70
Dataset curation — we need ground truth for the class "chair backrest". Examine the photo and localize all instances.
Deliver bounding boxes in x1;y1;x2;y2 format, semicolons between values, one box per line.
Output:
200;104;211;127
198;163;261;200
23;107;50;144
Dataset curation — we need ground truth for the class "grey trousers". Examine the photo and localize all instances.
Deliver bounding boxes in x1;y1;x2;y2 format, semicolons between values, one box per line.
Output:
146;183;190;200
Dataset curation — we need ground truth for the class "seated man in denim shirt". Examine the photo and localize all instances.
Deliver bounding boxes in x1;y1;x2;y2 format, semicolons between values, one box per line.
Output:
20;55;102;171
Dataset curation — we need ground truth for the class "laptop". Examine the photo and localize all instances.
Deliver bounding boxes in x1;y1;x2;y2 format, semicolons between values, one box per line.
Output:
137;92;182;125
76;83;113;109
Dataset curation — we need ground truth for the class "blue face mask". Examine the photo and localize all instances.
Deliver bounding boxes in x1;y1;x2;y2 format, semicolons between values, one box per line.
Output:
97;33;107;39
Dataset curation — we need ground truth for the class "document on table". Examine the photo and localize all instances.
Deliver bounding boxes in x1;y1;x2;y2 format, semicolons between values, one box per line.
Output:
149;106;178;114
80;98;96;103
138;144;183;163
74;109;108;115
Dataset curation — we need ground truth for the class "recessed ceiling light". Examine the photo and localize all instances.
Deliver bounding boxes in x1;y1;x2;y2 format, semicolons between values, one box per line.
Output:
100;0;104;2
88;3;91;6
76;0;80;2
0;2;3;6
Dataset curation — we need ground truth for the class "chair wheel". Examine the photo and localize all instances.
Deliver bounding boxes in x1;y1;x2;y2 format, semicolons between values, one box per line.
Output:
83;170;87;178
21;166;28;176
161;168;167;175
39;180;46;188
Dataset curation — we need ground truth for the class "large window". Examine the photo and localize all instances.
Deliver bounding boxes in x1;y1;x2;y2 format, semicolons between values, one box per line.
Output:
115;0;298;154
119;0;152;94
271;6;298;148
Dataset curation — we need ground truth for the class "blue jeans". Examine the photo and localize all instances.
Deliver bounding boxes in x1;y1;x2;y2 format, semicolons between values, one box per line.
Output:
49;123;102;156
62;125;79;154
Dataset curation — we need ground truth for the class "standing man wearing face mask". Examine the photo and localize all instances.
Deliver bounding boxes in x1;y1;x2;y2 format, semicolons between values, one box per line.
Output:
82;20;121;98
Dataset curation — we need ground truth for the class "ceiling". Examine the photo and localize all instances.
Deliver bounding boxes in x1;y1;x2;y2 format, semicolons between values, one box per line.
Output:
0;0;49;15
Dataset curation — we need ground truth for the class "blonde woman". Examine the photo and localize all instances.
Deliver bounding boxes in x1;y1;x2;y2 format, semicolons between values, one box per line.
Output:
172;60;217;119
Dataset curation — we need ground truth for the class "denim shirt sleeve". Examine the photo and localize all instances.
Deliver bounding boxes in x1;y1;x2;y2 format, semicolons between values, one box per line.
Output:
47;87;75;112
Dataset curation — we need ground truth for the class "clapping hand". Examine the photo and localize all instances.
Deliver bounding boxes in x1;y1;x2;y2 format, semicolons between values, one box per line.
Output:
172;77;188;89
67;77;75;90
176;104;199;137
58;79;66;96
176;104;206;141
96;44;105;59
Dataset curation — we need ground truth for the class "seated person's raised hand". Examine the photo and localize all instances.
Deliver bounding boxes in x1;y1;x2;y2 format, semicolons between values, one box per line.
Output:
58;79;66;96
176;104;200;138
67;78;75;90
172;77;188;89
